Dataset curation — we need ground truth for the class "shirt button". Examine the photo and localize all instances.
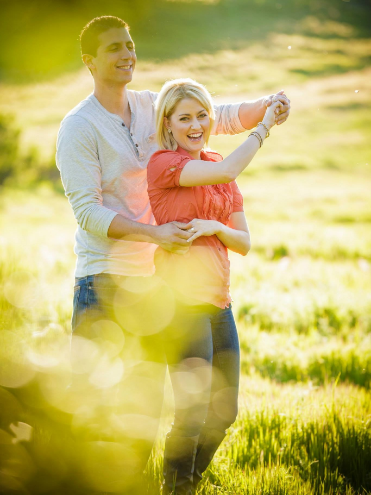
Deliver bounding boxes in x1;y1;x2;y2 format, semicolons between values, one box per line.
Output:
131;133;133;136
135;144;138;147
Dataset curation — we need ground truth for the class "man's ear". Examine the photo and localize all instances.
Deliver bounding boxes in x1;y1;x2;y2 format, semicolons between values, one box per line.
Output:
82;54;95;72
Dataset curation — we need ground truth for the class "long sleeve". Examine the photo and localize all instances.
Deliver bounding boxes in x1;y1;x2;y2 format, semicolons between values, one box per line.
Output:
56;115;118;237
211;102;246;136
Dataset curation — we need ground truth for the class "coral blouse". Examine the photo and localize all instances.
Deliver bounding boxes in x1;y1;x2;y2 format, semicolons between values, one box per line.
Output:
147;146;244;309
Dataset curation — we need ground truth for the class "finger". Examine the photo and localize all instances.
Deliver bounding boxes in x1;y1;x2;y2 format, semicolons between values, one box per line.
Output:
265;96;273;107
173;235;192;244
271;100;282;108
274;103;284;114
187;231;202;243
274;96;289;106
277;111;289;122
173;221;192;229
275;90;285;95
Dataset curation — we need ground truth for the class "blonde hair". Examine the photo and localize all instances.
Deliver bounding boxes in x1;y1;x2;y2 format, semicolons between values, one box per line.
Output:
155;78;215;151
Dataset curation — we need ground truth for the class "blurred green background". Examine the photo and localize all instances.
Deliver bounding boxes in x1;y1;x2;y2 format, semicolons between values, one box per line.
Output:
1;0;371;494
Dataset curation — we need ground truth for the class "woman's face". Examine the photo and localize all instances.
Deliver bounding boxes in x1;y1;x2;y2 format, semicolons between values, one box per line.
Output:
166;97;210;159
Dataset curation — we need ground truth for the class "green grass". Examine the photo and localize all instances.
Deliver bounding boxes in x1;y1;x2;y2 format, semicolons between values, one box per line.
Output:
0;169;370;493
141;376;371;494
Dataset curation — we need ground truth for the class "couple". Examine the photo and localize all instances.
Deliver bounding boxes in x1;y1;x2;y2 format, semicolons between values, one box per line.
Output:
56;15;289;495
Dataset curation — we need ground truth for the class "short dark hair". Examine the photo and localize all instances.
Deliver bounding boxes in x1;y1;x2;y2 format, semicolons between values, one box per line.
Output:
80;16;130;57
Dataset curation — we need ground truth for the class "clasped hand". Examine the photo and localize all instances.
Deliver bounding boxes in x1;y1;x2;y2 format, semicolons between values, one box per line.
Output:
265;90;291;126
156;219;221;254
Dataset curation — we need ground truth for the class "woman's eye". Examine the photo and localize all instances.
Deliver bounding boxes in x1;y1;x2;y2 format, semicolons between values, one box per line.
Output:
199;114;207;118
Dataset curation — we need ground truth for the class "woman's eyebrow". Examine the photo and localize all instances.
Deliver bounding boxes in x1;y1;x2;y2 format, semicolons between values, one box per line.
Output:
178;110;206;117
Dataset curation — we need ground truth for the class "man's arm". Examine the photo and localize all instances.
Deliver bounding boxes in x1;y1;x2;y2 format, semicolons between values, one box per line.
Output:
107;215;191;254
56;115;191;253
238;90;291;130
212;90;290;135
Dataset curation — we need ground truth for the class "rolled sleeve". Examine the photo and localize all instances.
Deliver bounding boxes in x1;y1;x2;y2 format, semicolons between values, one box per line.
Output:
56;116;118;237
212;102;246;136
147;151;191;190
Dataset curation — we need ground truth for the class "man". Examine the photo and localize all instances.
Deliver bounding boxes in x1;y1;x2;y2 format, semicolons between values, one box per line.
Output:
56;15;290;494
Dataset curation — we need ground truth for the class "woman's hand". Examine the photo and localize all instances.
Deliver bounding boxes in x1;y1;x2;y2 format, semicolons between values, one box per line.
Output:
262;100;283;131
183;219;223;243
264;90;291;125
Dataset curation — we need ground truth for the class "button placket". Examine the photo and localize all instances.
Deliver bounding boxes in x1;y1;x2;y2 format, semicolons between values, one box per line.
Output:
121;123;141;157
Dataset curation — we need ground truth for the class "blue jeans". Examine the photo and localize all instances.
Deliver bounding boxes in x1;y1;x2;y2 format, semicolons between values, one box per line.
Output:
163;302;240;438
71;273;167;493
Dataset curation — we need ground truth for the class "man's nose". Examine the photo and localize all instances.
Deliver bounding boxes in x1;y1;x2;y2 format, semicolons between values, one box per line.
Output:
120;46;132;59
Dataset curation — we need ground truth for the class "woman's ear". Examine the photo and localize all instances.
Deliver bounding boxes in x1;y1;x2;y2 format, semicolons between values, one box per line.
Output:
164;117;170;132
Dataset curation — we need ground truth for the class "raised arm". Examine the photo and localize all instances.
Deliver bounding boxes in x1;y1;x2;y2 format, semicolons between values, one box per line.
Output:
179;100;282;187
212;90;290;135
238;90;291;130
56;116;191;253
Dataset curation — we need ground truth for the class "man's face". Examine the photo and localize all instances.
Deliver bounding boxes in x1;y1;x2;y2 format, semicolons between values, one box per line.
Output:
89;27;136;85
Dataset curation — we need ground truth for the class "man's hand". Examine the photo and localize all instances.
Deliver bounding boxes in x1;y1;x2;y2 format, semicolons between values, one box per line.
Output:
264;90;291;125
154;222;193;254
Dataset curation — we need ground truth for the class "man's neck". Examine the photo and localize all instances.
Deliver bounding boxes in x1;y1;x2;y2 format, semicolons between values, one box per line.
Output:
93;81;131;127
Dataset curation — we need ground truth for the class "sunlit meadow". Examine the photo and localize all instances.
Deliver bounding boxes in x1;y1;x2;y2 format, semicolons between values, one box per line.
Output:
1;0;371;493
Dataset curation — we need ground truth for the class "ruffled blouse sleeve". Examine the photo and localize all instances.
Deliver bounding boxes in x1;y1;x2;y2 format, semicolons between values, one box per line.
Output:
231;181;244;212
147;151;192;190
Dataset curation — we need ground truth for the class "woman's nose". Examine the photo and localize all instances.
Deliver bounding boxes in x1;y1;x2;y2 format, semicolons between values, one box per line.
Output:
190;119;201;130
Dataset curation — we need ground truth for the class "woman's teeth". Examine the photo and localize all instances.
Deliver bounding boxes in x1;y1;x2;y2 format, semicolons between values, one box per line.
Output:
188;133;202;142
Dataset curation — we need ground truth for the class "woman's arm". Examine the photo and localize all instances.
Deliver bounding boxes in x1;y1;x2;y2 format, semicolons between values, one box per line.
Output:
179;100;282;187
184;212;251;256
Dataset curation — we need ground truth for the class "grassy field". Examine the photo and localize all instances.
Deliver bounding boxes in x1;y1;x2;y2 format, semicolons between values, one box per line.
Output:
1;0;371;493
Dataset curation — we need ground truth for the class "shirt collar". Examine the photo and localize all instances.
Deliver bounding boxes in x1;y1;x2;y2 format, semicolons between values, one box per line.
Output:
176;145;210;161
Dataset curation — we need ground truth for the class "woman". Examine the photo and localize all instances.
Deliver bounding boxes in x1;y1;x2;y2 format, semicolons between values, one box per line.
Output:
147;78;281;495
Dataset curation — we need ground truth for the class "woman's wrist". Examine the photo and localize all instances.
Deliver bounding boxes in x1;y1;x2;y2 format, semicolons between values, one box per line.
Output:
215;221;226;236
262;117;273;131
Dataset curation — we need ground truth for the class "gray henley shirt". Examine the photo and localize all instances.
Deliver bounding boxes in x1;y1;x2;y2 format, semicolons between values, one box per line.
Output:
56;90;245;278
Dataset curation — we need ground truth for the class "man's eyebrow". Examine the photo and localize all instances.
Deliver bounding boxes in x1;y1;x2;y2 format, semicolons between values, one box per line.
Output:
106;42;121;49
106;40;135;49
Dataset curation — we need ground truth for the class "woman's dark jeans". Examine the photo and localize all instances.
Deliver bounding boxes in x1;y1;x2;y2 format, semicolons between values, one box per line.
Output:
161;302;240;492
163;302;240;438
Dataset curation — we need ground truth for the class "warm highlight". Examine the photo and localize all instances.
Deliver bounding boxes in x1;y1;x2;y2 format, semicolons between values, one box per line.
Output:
155;78;215;151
